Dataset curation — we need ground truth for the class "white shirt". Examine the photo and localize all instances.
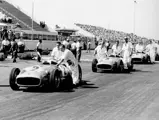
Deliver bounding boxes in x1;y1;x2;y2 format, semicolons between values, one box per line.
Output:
71;42;76;50
51;47;62;60
2;39;10;46
135;44;144;53
61;49;77;64
76;41;82;51
62;40;69;47
122;42;133;56
18;40;24;46
146;44;156;53
112;44;121;55
37;42;42;49
95;45;107;60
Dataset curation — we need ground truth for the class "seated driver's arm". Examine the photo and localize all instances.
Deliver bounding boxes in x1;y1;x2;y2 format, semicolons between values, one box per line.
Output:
94;48;97;56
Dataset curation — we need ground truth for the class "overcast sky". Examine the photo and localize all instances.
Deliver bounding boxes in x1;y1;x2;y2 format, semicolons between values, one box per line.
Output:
7;0;159;39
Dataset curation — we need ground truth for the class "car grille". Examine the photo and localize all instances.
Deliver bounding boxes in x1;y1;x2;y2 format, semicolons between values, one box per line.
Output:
132;58;142;62
16;77;40;86
97;64;112;70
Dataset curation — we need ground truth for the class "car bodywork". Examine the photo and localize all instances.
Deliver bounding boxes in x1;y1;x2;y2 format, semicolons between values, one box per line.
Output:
92;55;133;73
9;59;82;91
131;52;149;63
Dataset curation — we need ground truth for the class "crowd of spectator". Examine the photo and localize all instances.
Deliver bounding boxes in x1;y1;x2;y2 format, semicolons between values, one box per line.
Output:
0;11;12;24
75;23;157;45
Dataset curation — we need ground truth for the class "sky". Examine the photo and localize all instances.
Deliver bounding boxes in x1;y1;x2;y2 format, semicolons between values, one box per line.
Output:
7;0;159;39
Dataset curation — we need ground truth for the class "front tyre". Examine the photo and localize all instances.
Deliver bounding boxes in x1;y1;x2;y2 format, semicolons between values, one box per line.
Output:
49;68;61;91
9;68;20;90
92;59;98;72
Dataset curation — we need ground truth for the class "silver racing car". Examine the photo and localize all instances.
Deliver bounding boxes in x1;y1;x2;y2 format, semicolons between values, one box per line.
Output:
92;55;133;73
9;59;82;91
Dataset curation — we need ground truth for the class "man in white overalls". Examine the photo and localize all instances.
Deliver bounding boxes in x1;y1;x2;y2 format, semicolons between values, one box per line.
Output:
145;40;157;64
121;37;133;68
57;44;79;86
94;40;108;62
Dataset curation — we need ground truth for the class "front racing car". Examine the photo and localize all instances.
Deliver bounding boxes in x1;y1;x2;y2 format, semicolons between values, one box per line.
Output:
9;59;82;91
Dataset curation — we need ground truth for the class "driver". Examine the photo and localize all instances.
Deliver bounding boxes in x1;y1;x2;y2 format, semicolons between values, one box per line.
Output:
135;40;145;53
57;44;79;86
111;40;121;56
94;40;108;62
51;41;62;62
121;37;133;68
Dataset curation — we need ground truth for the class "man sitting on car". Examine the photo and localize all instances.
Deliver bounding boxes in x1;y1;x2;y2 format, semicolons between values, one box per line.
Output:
111;40;122;56
94;40;108;62
51;41;62;62
135;40;145;53
57;44;79;86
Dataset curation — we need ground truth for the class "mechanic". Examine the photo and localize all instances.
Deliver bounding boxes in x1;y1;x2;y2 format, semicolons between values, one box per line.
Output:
156;41;159;60
135;40;145;53
51;41;62;61
71;39;77;57
76;38;82;62
111;40;122;56
94;40;108;62
57;44;79;86
121;37;133;68
145;40;157;64
10;35;18;63
1;33;10;58
36;38;43;62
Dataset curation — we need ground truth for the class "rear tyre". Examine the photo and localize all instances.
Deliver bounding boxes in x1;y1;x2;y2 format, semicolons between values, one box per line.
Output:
128;60;133;72
49;68;61;91
9;68;20;90
92;59;98;72
118;61;124;73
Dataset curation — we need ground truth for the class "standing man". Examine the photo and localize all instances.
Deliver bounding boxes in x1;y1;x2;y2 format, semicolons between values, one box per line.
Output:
76;38;82;62
36;39;42;62
57;44;80;86
71;39;77;57
135;40;145;53
10;35;18;63
87;39;91;53
121;37;133;68
1;33;10;58
145;40;157;64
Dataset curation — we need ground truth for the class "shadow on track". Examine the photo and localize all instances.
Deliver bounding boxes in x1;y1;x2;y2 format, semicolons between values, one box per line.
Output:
78;80;98;89
0;85;10;87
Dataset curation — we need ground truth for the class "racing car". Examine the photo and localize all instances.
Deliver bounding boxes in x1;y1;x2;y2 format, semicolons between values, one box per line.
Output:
131;52;149;63
9;59;82;91
92;54;133;73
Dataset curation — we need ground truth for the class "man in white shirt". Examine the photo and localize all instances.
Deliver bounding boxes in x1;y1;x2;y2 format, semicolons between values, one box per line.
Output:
155;41;159;60
135;40;145;53
76;38;82;62
94;40;108;62
36;39;42;62
121;37;133;68
1;33;10;58
145;40;157;63
51;41;62;62
71;40;77;57
18;36;25;53
57;44;79;86
111;40;122;56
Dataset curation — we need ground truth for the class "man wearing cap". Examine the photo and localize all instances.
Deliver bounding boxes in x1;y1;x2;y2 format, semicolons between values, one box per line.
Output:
121;37;133;68
51;41;62;62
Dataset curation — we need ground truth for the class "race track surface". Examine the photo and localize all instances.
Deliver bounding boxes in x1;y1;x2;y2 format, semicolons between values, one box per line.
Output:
0;57;159;120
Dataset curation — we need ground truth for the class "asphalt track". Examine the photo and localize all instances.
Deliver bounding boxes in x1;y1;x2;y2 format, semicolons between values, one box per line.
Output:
0;55;159;120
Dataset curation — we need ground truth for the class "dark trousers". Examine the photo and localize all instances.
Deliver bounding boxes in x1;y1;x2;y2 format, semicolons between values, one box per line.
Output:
76;49;81;62
12;51;17;62
37;48;42;62
71;49;76;58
